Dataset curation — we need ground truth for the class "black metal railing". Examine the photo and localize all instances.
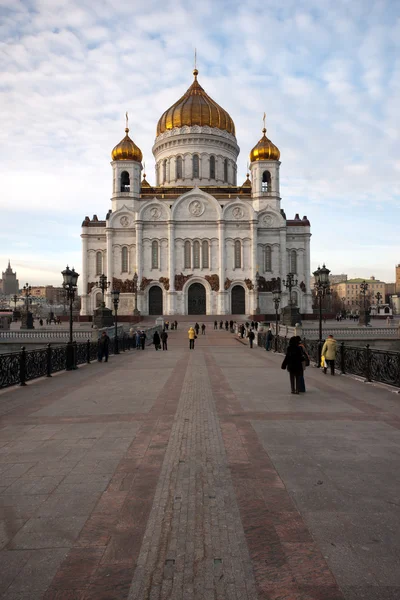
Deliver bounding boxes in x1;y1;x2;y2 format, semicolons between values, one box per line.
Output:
257;333;400;388
0;334;139;389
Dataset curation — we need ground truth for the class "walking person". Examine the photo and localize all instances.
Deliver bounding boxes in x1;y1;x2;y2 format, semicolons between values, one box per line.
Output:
153;330;161;351
201;323;206;335
188;326;196;350
98;331;110;362
281;336;303;394
295;336;310;393
140;330;146;350
219;320;223;329
321;334;337;375
174;320;178;330
161;330;168;350
194;322;200;336
135;330;141;350
214;320;218;330
248;329;255;348
225;320;229;331
265;328;273;351
240;324;245;338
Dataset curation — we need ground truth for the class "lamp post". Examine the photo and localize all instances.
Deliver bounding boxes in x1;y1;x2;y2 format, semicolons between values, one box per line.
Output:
341;296;346;317
111;289;120;354
133;272;140;316
282;272;298;306
313;264;331;366
12;294;18;311
272;286;281;352
62;266;79;370
375;291;382;317
21;283;34;329
255;271;260;315
96;274;110;307
359;280;370;326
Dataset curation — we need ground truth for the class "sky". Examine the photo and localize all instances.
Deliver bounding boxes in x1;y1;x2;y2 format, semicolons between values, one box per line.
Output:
0;0;399;291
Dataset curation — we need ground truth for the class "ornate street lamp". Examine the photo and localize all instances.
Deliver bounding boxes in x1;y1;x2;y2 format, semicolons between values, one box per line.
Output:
62;266;79;370
375;291;382;316
12;294;18;311
21;283;34;329
96;274;110;308
272;286;281;352
133;272;140;316
341;296;346;316
359;280;370;326
255;271;260;315
111;289;120;354
282;272;298;306
313;264;331;366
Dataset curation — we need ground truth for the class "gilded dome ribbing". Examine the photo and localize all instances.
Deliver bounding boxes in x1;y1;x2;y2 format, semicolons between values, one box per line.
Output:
249;128;280;162
111;127;143;162
156;69;235;137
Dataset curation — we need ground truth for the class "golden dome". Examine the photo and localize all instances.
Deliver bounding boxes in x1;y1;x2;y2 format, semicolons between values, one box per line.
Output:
111;126;143;162
249;127;280;162
156;69;235;137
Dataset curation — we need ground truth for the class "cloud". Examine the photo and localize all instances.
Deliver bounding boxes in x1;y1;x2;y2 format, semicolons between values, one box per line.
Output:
0;0;399;285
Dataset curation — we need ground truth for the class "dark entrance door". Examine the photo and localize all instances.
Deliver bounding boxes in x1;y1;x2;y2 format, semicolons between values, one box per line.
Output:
149;286;163;315
231;285;245;314
188;283;206;315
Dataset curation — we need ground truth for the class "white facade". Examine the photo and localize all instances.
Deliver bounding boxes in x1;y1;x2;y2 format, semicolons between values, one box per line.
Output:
81;86;312;317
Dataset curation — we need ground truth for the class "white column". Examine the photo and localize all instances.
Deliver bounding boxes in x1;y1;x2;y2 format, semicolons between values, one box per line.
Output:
250;221;258;313
168;222;175;291
218;220;226;313
168;221;176;314
136;222;143;280
106;229;113;309
80;234;89;315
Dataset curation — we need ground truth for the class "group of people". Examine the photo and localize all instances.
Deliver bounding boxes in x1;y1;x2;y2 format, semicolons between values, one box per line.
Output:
214;320;237;331
152;329;168;350
163;320;178;330
281;334;337;393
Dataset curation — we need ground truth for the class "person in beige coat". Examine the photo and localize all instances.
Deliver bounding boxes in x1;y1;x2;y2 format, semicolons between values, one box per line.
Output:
321;334;337;375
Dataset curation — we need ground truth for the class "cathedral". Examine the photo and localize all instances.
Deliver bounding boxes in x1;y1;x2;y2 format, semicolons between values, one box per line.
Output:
80;68;312;316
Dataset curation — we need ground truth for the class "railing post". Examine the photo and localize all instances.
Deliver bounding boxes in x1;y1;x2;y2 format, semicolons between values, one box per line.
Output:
72;341;77;370
86;339;91;364
19;346;27;386
340;341;345;374
66;341;73;371
46;344;52;377
365;344;372;382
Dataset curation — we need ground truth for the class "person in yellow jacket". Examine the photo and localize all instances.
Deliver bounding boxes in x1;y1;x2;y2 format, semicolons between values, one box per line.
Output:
188;326;196;350
321;334;337;375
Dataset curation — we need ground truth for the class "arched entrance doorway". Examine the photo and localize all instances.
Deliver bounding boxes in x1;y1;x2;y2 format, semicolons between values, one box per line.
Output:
188;283;206;315
149;286;163;315
231;285;245;314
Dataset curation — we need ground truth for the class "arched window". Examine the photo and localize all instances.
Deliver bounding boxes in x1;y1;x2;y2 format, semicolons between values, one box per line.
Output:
152;241;159;269
95;251;102;276
176;156;183;180
234;240;241;269
121;247;128;272
193;241;200;268
290;250;297;274
209;156;216;179
121;171;130;192
265;246;272;272
224;159;228;183
202;240;209;268
162;160;167;183
262;170;271;192
184;241;191;269
192;154;199;179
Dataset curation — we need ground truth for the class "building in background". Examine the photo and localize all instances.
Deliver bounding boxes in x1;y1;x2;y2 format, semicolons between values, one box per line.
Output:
80;68;313;316
1;261;19;295
331;276;386;311
31;286;66;304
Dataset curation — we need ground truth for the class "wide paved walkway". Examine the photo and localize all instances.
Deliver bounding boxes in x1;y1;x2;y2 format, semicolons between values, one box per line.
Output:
0;328;399;600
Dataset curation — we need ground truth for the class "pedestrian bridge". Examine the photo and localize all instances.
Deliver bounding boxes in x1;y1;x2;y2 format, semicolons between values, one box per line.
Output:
0;327;399;599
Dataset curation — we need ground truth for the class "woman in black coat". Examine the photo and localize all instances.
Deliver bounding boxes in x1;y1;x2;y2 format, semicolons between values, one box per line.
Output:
281;336;304;394
153;331;161;351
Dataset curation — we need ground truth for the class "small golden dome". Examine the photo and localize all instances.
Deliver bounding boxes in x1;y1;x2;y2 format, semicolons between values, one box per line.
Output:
111;126;143;162
249;127;280;162
156;69;235;137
